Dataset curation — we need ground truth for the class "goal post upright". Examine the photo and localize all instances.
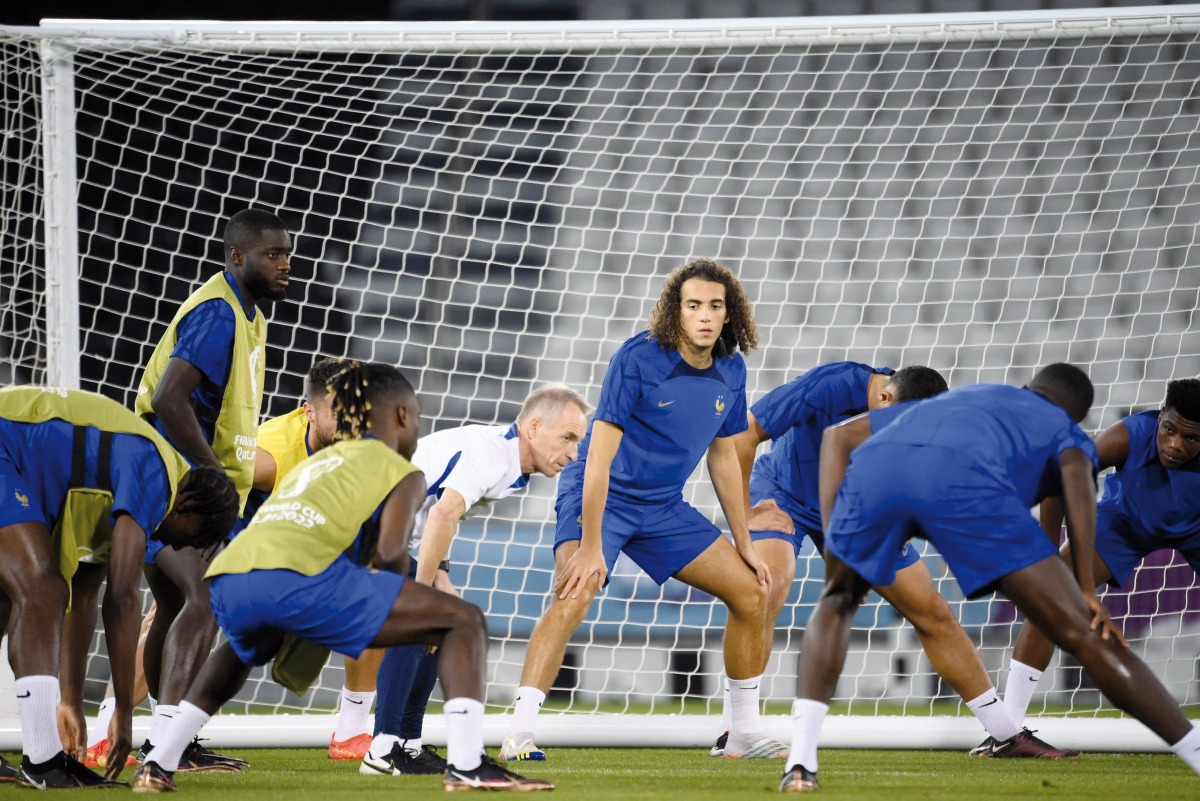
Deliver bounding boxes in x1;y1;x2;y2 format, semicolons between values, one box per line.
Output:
38;38;81;390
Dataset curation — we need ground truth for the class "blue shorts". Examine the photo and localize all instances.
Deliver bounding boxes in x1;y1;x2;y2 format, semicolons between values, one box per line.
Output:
747;473;813;556
748;479;919;574
0;455;48;529
145;536;166;565
825;444;1057;598
553;491;722;585
209;555;405;667
1096;505;1200;588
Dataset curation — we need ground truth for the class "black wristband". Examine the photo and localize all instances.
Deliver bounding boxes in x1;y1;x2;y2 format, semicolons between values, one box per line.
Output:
438;559;450;573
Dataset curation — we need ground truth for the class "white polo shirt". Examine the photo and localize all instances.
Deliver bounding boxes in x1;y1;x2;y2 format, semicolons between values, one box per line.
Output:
409;421;530;555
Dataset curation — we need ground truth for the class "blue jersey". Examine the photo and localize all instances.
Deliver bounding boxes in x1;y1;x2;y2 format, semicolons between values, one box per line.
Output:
1099;410;1200;541
0;417;173;538
856;383;1097;507
751;362;892;530
865;400;916;433
558;332;748;504
151;272;250;449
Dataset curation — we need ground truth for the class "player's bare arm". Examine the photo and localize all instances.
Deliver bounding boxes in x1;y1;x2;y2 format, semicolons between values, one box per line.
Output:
58;569;101;763
96;514;147;778
731;410;769;513
1093;419;1132;472
1041;418;1130;553
373;472;428;576
746;499;793;536
557;420;621;599
1058;446;1125;647
708;434;770;590
416;488;466;595
151;357;222;471
56;512;144;776
818;413;873;532
251;446;278;493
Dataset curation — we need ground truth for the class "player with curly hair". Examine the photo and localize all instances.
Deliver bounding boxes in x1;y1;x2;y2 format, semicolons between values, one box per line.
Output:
501;258;778;761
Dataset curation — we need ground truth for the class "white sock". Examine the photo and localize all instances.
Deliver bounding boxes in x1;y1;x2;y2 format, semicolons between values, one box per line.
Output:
510;686;545;738
786;698;828;773
145;702;210;773
333;688;376;741
1170;726;1200;775
1002;659;1043;724
88;697;117;748
402;737;423;753
16;675;61;764
444;697;484;771
148;694;157;715
966;688;1021;743
727;675;764;736
368;733;401;759
147;704;178;747
719;677;732;734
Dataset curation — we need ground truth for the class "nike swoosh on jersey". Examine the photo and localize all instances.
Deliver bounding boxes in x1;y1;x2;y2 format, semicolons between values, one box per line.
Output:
658;400;676;407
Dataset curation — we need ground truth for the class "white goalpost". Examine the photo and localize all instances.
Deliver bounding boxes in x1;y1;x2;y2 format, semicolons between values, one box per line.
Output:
2;6;1200;753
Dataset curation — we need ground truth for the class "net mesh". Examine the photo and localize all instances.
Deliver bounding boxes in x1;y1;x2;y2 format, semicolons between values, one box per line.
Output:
2;10;1200;725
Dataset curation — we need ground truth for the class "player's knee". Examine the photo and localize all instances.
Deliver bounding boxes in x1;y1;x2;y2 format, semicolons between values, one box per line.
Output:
178;601;218;634
440;597;488;641
1044;617;1098;658
37;574;71;616
9;567;68;614
460;601;488;637
766;583;790;621
905;599;956;638
729;579;768;620
547;591;594;627
818;581;862;618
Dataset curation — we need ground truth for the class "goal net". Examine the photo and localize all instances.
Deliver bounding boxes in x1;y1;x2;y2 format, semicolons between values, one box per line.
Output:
2;6;1200;751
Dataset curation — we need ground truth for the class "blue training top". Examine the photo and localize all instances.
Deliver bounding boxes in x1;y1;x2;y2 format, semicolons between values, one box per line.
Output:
0;417;173;539
751;362;893;529
1099;410;1200;541
856;383;1097;507
558;332;747;504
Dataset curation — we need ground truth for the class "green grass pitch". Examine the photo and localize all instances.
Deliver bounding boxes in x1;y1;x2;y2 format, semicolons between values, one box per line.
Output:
2;748;1192;799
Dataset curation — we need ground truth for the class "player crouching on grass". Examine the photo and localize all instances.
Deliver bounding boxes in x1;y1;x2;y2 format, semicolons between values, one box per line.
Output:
0;386;237;789
130;362;553;793
989;377;1200;752
779;365;1200;792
